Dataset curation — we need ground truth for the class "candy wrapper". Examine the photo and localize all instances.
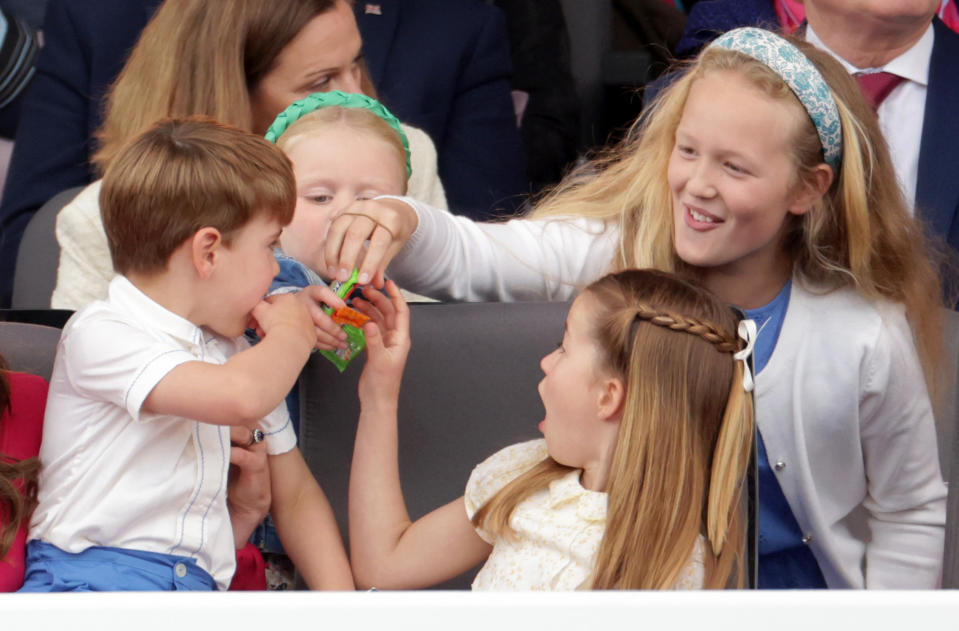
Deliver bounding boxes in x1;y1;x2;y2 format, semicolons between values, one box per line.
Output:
319;269;367;372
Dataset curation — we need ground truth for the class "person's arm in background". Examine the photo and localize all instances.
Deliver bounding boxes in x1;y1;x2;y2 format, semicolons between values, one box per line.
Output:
0;0;154;306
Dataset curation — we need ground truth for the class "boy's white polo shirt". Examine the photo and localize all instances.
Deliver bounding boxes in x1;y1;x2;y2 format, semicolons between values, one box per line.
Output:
30;276;296;589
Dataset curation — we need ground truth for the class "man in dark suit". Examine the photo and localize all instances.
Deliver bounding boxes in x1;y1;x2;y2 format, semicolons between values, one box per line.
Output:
0;0;524;306
803;0;959;270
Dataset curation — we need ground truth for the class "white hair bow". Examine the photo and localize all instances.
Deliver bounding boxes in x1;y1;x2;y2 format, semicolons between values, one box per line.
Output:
733;319;757;392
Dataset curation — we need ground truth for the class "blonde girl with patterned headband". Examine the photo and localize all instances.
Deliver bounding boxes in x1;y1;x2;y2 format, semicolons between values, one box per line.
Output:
325;28;948;588
349;269;754;589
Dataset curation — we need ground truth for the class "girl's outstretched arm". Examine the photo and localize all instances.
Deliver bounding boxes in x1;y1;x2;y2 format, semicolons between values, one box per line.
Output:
349;282;492;589
269;447;355;590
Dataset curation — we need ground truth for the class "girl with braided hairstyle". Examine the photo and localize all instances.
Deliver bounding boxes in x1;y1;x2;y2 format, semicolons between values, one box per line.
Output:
325;27;949;589
348;270;754;590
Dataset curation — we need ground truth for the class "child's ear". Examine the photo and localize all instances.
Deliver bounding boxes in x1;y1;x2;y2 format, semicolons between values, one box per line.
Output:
597;376;626;422
191;227;223;278
788;163;834;216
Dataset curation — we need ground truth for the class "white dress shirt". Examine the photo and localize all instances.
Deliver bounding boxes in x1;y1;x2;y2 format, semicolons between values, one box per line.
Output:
806;23;933;210
30;276;296;589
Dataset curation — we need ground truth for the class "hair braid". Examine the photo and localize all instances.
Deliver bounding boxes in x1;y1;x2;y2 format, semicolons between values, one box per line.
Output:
632;303;740;353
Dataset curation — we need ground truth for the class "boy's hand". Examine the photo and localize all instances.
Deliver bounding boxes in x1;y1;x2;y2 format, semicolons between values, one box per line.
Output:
293;285;349;351
355;281;410;405
324;198;418;288
250;292;316;349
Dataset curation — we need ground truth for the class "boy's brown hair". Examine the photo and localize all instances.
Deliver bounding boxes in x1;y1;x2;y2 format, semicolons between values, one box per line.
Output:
101;116;295;275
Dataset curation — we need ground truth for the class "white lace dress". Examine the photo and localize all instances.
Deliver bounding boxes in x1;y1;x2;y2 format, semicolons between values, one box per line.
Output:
464;439;705;590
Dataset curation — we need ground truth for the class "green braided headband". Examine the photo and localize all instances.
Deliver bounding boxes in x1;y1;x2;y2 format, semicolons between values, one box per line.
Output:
264;90;412;178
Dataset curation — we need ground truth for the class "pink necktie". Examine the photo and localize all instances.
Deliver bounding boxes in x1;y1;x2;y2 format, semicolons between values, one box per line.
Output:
855;71;905;112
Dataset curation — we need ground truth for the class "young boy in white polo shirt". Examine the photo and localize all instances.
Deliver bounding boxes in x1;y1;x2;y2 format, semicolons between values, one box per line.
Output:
20;117;354;591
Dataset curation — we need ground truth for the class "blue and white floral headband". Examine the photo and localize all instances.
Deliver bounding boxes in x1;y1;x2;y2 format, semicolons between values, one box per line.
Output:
264;90;412;178
707;27;842;170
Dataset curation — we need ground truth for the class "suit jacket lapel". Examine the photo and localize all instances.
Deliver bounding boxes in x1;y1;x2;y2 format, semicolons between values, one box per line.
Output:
916;18;959;240
354;0;399;86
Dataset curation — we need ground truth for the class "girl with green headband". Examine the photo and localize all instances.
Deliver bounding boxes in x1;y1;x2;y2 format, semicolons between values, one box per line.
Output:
266;92;410;296
326;28;949;589
264;91;435;309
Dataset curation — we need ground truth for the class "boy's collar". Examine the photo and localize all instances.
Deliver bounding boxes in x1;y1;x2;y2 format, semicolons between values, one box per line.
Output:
109;276;210;348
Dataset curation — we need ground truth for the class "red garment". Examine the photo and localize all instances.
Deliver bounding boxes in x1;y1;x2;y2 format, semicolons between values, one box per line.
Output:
0;371;47;592
230;542;267;590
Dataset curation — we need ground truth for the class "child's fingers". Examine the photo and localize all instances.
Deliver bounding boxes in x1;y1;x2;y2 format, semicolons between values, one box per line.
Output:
351;296;387;329
360;285;398;331
314;328;348;351
249;299;271;322
301;299;348;344
384;280;410;340
300;285;347;311
362;321;384;358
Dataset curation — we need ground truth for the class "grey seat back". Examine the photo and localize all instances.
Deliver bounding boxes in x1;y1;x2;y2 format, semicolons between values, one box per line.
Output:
0;320;62;380
12;186;83;309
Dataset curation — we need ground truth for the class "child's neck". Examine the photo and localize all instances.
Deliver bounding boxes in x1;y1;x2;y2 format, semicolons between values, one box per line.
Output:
701;254;793;311
125;266;203;328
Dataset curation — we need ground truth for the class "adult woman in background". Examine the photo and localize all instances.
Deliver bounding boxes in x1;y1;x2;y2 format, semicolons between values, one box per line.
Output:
46;0;445;310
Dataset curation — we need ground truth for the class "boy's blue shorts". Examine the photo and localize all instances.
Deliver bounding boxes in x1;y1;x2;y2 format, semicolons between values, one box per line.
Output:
18;540;216;591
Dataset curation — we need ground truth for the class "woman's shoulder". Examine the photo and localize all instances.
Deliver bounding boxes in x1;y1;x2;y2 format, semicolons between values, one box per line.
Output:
57;179;104;225
464;439;548;519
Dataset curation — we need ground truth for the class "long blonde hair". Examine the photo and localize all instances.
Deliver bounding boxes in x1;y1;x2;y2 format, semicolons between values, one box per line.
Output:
531;35;945;388
92;0;340;172
473;269;754;589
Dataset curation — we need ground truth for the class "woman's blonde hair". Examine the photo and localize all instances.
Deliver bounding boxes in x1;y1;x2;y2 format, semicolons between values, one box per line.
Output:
92;0;342;172
275;106;408;193
473;269;754;589
531;34;946;388
0;355;40;563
